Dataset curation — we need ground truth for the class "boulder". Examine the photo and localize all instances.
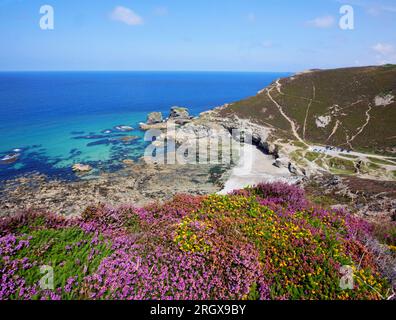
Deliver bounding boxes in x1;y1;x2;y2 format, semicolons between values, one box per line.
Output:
267;143;279;156
273;157;289;169
169;107;190;120
288;163;298;175
147;112;163;125
288;163;305;176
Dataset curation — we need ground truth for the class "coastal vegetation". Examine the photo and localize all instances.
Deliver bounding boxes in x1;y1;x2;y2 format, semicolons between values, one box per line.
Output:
1;183;393;300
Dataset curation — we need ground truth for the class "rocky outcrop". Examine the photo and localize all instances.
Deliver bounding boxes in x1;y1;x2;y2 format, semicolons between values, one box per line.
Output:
170;106;190;119
374;93;394;107
147;112;163;124
273;157;289;169
140;122;168;130
169;107;193;125
140;105;307;178
140;106;193;130
208;113;275;154
273;157;306;176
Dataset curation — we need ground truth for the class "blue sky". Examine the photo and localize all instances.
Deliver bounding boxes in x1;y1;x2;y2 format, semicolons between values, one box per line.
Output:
0;0;395;72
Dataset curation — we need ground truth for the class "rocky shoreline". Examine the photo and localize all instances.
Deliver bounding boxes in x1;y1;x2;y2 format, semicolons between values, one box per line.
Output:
1;103;395;222
0;104;306;217
0;161;230;216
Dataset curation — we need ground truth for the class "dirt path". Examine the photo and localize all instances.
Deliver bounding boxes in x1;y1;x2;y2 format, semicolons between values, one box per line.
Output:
270;80;395;166
267;81;308;147
348;103;373;145
308;145;396;161
327;120;340;142
303;83;316;139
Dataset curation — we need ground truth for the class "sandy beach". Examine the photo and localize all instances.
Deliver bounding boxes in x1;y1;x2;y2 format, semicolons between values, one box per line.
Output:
219;143;297;194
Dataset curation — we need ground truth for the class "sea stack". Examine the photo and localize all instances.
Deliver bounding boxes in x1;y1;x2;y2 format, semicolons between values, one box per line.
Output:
169;106;192;125
147;112;163;125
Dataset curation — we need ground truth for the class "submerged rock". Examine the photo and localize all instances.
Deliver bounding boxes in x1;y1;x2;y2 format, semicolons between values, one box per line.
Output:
74;134;117;140
0;153;20;164
72;163;93;173
86;139;111;147
118;136;139;142
114;125;134;132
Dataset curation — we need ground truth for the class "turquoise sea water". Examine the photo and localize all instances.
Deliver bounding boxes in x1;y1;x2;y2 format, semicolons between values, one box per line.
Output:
0;72;289;181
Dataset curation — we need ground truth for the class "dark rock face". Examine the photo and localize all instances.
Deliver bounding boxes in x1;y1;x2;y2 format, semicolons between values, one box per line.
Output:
147;112;163;125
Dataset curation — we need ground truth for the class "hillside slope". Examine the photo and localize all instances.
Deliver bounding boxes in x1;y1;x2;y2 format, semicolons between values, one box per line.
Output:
218;65;396;156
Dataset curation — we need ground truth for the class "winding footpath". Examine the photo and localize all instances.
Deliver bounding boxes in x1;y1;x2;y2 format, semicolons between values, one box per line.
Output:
266;80;309;147
266;79;396;167
303;83;316;140
348;103;373;145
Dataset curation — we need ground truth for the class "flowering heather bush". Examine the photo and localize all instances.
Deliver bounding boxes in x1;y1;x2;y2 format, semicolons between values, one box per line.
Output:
0;183;391;300
372;222;396;248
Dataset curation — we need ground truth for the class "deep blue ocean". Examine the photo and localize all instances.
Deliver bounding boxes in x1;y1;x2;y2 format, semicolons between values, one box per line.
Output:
0;72;289;181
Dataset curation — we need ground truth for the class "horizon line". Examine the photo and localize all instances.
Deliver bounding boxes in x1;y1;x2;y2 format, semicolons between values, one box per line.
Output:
0;69;295;73
0;64;389;73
